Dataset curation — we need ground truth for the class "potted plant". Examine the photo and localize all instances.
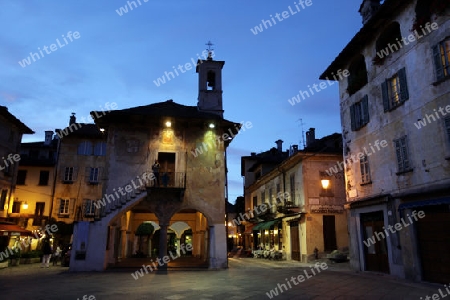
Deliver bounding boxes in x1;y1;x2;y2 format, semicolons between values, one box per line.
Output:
9;248;21;266
20;250;42;264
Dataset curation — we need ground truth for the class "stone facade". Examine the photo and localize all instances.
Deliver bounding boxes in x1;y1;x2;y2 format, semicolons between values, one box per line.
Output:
320;0;450;283
69;56;240;271
241;132;348;262
0;106;33;220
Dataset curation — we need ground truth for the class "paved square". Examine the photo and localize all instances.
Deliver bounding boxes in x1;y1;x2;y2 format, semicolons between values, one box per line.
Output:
0;258;443;299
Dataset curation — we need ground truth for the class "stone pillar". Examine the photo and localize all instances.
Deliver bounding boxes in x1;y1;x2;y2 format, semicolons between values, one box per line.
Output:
70;221;109;272
118;230;127;262
132;234;138;256
157;223;169;274
176;237;181;257
209;226;215;267
209;224;227;269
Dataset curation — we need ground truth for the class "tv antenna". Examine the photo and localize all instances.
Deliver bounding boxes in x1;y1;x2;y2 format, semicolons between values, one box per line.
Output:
298;118;306;149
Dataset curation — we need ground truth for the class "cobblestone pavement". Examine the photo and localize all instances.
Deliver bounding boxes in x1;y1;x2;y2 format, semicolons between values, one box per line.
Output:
0;258;444;300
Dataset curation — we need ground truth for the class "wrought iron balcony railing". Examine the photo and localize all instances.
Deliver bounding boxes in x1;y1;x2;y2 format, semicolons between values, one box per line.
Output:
145;171;186;189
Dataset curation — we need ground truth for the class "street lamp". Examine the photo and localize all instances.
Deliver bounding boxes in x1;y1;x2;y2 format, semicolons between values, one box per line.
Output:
321;179;330;190
22;201;28;210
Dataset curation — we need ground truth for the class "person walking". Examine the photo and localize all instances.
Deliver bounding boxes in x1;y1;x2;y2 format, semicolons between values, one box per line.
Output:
41;238;52;268
53;244;62;266
152;160;160;186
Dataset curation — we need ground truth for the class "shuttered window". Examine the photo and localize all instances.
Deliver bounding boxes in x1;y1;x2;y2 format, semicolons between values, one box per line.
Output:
350;95;369;131
432;38;450;81
394;136;412;173
360;155;371;184
382;67;409;112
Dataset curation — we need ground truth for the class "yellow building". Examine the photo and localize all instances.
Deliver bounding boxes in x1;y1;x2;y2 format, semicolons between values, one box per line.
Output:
241;130;349;262
15;131;58;234
0;106;33;267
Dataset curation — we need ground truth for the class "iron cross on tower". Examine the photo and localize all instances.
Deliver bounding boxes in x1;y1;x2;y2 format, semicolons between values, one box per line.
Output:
205;41;214;59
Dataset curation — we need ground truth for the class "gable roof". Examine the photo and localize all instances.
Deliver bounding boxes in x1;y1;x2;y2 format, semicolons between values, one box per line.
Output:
0;106;34;134
92;99;238;128
320;0;409;80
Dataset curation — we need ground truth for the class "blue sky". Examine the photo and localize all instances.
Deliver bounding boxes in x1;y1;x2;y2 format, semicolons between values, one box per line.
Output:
1;0;364;202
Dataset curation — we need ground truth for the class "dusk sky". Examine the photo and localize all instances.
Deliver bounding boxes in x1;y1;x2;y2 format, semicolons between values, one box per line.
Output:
1;0;365;202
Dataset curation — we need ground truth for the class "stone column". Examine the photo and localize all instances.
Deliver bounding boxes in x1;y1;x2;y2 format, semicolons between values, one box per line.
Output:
157;223;169;274
118;230;127;262
209;226;215;267
176;237;181;257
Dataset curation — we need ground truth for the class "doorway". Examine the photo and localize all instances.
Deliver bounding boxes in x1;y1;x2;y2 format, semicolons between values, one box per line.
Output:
290;221;300;261
157;152;175;187
361;211;390;273
416;205;450;283
323;215;337;251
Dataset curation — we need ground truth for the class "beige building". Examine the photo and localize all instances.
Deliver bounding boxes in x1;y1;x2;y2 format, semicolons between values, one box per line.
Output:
69;54;240;271
320;0;450;283
15;131;58;233
0;106;34;221
52;116;108;244
241;130;348;262
0;106;33;266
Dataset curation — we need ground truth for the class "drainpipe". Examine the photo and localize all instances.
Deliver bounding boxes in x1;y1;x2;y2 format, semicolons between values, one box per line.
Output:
224;147;229;268
277;166;286;205
49;137;61;223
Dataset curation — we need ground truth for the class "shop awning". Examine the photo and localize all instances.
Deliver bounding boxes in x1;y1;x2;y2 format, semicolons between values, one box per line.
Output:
398;198;450;217
398;198;450;210
252;220;279;231
0;224;33;237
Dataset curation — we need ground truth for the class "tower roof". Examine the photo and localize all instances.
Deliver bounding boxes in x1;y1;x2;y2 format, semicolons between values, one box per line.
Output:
91;99;238;129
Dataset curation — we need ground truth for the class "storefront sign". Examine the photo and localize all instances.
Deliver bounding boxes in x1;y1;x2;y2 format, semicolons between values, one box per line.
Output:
310;205;344;214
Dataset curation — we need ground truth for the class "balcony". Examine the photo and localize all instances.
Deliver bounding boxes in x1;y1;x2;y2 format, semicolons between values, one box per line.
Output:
145;172;186;189
145;171;186;201
277;201;301;214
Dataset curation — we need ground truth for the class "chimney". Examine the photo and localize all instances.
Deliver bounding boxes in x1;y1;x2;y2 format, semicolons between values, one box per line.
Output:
289;145;299;157
44;131;53;145
306;128;316;147
275;139;283;152
251;152;256;156
359;0;381;25
69;113;76;125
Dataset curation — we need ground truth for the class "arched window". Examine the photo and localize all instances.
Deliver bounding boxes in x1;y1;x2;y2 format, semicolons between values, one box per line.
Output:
347;55;368;95
414;0;432;29
375;22;402;63
207;71;215;90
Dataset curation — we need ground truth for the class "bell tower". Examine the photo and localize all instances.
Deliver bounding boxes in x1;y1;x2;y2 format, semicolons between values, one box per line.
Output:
196;41;225;117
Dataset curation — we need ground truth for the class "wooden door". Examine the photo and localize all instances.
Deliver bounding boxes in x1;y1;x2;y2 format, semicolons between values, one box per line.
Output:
323;215;337;251
290;221;300;261
416;205;450;283
361;211;390;273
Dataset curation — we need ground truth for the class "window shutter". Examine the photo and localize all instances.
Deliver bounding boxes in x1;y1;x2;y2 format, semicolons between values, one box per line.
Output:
69;198;76;216
350;104;356;131
398;67;409;102
362;95;369;125
73;167;78;181
355;103;361;129
85;167;90;182
394;139;403;171
381;81;390;112
433;44;444;81
400;137;410;170
445;117;450;142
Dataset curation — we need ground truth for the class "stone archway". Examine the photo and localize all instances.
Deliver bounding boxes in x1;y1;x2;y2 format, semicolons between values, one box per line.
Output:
70;187;228;272
169;221;191;257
